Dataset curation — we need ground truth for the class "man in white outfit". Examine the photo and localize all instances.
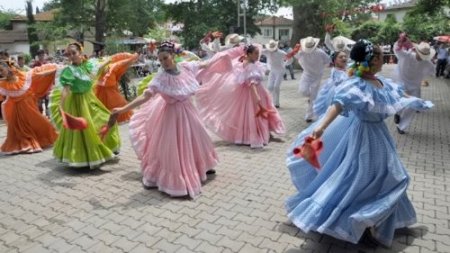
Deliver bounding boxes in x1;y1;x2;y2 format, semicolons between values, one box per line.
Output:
212;33;244;52
294;36;331;122
261;40;287;108
199;31;224;59
394;37;435;134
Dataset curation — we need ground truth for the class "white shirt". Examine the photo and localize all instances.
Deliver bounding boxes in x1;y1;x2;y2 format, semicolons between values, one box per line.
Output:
294;48;330;76
261;49;287;72
394;42;435;89
200;42;216;59
437;47;449;60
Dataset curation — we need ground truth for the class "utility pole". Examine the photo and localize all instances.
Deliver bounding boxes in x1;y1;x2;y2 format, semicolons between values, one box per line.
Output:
237;0;247;39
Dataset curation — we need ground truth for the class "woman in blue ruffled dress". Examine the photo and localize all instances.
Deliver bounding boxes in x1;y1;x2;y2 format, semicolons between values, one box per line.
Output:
313;51;349;117
285;39;433;247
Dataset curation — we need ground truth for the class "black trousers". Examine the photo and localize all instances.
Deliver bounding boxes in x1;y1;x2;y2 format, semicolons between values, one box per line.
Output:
436;59;447;77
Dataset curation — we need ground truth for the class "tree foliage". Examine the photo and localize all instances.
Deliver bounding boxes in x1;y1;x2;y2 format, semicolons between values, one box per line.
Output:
274;0;377;45
375;14;401;45
164;0;275;49
26;1;40;58
39;0;164;45
402;0;450;41
350;20;382;42
0;9;17;29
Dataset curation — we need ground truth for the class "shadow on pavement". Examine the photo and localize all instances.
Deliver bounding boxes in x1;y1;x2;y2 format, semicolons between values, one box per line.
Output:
279;219;428;252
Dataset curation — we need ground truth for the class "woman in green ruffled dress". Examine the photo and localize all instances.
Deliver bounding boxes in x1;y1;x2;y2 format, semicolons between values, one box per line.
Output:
49;42;120;168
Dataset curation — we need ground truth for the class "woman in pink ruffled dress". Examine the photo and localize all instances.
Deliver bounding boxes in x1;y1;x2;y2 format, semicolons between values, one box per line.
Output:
111;41;229;198
196;44;285;148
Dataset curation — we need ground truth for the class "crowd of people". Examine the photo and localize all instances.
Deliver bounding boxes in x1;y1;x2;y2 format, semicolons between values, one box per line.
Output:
0;26;442;248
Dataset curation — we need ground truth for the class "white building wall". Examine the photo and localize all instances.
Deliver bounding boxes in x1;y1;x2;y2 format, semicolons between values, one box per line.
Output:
12;22;28;31
252;26;292;45
377;9;409;22
2;42;29;56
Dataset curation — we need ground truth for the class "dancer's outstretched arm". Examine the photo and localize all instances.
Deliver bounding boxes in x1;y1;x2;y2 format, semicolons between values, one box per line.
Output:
111;92;152;114
312;103;342;139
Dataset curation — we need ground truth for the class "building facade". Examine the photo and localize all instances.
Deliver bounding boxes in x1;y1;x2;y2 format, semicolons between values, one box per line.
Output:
252;16;293;45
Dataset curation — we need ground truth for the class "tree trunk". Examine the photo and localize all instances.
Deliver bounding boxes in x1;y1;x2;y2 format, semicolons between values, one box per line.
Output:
95;0;107;43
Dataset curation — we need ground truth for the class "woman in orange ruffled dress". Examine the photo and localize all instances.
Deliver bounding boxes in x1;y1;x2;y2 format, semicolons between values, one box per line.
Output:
0;60;58;154
94;53;138;123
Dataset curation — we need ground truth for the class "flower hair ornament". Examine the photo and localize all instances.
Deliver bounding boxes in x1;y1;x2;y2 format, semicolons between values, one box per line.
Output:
158;41;175;53
68;42;84;52
348;39;375;78
239;44;255;62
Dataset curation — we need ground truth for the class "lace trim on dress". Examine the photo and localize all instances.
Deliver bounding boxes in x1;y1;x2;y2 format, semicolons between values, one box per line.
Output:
334;76;432;116
234;62;266;85
0;70;32;97
146;64;200;96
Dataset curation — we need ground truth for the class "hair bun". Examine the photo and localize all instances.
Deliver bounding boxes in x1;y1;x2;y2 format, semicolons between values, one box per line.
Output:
350;39;374;62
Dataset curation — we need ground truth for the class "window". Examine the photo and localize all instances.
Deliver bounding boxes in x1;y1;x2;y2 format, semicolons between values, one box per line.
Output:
279;29;290;40
263;28;273;38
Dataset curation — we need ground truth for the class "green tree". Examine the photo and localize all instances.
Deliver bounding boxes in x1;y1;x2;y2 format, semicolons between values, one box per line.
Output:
165;0;275;49
43;0;165;45
376;14;401;45
401;0;450;41
26;1;40;58
145;25;168;42
33;20;70;52
0;10;17;29
275;0;377;46
351;20;382;42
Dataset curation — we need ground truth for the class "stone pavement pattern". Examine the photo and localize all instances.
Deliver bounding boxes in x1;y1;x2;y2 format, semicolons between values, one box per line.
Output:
0;65;449;253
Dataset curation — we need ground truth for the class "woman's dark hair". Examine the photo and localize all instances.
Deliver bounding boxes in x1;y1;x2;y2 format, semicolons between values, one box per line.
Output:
330;51;346;64
67;42;83;53
158;41;175;54
244;44;257;55
350;39;381;64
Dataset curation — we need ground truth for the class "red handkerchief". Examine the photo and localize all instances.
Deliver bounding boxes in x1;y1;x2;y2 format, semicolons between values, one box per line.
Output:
60;107;88;130
99;113;119;141
293;136;323;170
255;104;275;119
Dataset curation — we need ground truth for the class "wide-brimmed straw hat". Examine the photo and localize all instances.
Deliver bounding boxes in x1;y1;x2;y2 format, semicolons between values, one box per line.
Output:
225;33;244;46
265;39;279;52
413;42;435;61
332;36;355;52
300;36;320;53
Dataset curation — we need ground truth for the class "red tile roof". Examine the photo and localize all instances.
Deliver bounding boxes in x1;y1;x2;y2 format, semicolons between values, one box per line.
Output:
11;9;57;22
255;16;293;26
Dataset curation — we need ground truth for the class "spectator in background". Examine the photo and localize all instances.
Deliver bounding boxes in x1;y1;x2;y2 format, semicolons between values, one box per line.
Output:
17;55;31;72
31;49;48;68
0;50;9;61
281;43;296;80
435;43;448;77
32;49;50;115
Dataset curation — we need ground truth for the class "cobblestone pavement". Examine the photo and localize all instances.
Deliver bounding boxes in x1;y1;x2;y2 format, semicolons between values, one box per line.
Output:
0;65;449;253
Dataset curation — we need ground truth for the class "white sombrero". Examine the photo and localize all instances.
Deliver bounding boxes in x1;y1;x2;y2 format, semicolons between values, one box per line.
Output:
265;39;279;52
300;36;320;53
413;42;435;61
332;36;354;52
225;33;244;46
